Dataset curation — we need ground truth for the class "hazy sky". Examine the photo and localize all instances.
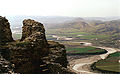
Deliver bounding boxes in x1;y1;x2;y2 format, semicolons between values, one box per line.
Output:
0;0;119;17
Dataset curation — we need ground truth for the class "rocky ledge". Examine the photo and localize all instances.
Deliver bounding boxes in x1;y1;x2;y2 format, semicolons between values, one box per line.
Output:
0;16;75;74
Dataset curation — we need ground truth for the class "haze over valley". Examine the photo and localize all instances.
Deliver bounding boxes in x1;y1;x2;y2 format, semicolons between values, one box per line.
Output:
0;0;120;73
7;16;120;49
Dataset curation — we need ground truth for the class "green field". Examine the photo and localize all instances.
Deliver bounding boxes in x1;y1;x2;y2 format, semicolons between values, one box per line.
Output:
107;52;120;58
46;28;89;38
79;35;109;39
46;28;110;41
66;46;107;54
94;52;120;73
46;28;119;48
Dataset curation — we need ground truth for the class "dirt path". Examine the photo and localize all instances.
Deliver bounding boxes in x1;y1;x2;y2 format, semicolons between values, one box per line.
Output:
69;42;118;74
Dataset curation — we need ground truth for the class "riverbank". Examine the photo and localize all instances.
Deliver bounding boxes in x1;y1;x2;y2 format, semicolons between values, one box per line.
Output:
68;42;119;74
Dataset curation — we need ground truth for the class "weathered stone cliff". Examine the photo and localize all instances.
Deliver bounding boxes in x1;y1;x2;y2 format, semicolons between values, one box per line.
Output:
0;17;75;74
0;16;13;44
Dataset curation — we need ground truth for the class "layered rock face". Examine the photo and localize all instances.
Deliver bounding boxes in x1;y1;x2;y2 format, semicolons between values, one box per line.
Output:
0;16;13;44
0;18;74;74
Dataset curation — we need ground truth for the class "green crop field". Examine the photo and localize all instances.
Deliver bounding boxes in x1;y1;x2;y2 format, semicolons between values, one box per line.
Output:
46;28;110;41
68;32;88;35
79;35;110;39
94;52;120;73
66;46;107;54
107;52;120;58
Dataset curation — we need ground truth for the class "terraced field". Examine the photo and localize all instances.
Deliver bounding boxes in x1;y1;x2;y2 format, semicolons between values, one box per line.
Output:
93;52;120;73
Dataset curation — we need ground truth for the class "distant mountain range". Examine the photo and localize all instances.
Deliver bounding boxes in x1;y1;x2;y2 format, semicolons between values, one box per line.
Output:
5;15;120;35
44;17;120;35
4;16;120;48
6;15;120;28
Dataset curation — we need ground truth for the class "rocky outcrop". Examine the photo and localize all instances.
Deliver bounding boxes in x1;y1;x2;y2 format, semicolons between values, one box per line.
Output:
21;19;46;41
0;16;13;44
0;18;75;74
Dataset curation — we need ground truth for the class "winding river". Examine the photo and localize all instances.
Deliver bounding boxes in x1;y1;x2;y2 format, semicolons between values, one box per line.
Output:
70;42;119;74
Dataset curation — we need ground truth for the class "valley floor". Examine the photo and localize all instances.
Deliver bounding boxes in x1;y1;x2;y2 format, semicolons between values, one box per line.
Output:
67;42;119;74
